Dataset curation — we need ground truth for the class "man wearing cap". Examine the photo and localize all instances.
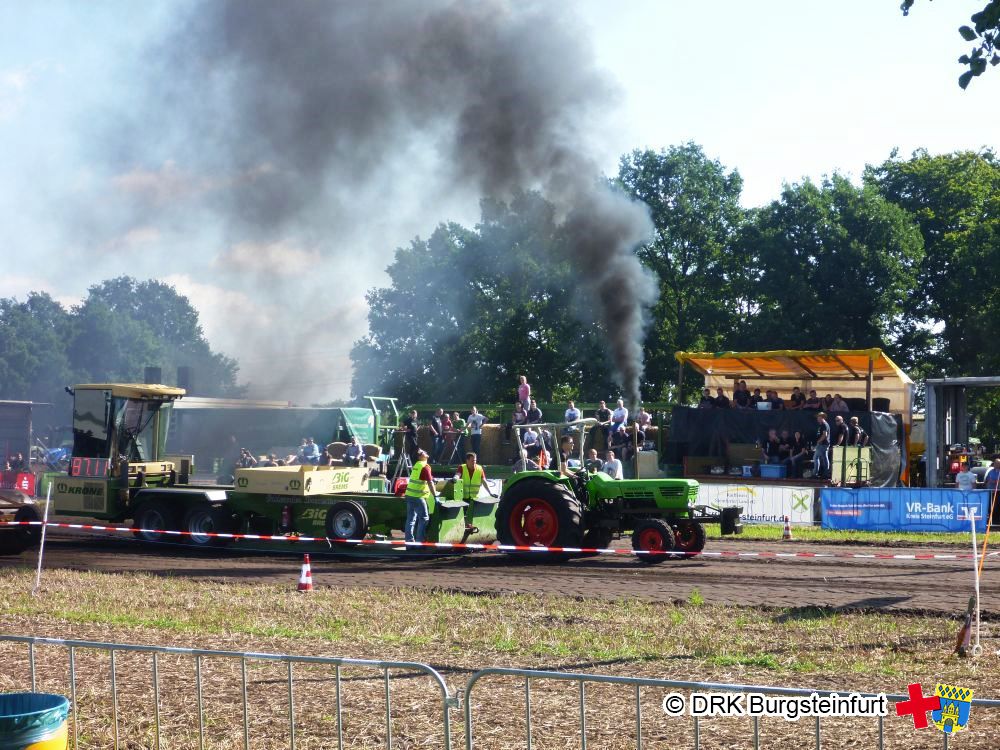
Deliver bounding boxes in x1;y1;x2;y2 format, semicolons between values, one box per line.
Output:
404;449;438;544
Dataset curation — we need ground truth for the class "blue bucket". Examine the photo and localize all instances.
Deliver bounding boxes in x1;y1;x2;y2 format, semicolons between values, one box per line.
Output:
0;693;70;750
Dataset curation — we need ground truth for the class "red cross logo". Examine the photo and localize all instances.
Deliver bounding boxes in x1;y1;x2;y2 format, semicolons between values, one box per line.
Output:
895;683;941;729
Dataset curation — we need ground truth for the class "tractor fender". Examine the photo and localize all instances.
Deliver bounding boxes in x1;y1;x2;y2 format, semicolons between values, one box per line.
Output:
502;471;572;495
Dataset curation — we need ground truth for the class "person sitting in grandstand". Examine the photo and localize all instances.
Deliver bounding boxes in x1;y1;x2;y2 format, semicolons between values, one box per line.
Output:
344;436;366;466
564;400;581;424
788;386;806;410
803;389;822;410
525;399;543;424
505;401;527;443
595;400;613;446
822;394;834;411
778;429;793;462
611;399;629;432
761;428;782;464
636;405;652;429
633;418;647;448
239;448;258;468
584;448;602;472
732;381;751;409
765;389;784;410
713;388;730;409
521;424;541;460
829;394;850;413
785;431;809;478
602;449;624;479
750;388;764;407
611;424;632;460
698;388;715;408
317;449;332;466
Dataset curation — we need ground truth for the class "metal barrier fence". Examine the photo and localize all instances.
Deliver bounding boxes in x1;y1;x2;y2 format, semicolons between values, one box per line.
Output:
464;667;1000;750
4;635;1000;749
0;635;456;750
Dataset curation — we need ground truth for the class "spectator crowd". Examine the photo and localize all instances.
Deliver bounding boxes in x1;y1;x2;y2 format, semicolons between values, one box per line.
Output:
699;383;851;413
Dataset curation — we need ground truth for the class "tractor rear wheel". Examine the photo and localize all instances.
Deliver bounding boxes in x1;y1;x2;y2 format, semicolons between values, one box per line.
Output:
673;519;707;556
632;519;675;564
325;501;369;543
497;479;583;557
183;504;233;548
132;499;178;544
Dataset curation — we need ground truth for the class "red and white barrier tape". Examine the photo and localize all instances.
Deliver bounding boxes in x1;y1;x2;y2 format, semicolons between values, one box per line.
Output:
3;520;998;561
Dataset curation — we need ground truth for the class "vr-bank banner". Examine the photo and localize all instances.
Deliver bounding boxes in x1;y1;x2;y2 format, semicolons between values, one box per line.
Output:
700;483;815;525
821;488;989;533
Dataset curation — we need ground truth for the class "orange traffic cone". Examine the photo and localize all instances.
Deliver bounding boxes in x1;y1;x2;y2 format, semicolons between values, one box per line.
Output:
297;554;314;592
782;515;792;541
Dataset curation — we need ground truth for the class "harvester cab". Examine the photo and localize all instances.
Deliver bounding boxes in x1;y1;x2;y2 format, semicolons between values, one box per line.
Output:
47;384;187;518
69;384;185;476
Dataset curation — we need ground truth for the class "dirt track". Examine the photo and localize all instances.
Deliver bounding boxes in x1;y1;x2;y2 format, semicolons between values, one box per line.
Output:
3;528;996;616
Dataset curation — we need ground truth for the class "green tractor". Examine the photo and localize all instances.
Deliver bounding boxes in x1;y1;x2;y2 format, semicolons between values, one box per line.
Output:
497;419;742;562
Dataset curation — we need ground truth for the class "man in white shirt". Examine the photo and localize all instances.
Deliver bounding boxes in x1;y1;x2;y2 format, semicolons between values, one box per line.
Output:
466;406;486;456
602;449;623;480
564;400;581;423
611;399;628;434
563;400;581;435
521;425;541;462
955;463;977;491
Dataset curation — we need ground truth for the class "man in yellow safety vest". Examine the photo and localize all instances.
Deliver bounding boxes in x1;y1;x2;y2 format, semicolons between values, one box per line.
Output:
455;452;498;528
404;449;438;543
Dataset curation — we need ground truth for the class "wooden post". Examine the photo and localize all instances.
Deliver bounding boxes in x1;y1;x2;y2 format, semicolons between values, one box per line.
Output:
866;356;874;411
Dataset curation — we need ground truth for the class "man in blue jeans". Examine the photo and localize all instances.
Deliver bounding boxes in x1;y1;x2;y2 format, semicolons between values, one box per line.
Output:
814;412;831;479
404;449;438;543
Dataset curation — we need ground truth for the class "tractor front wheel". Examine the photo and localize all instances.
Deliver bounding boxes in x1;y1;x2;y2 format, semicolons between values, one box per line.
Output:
673;519;707;556
497;479;583;557
632;519;676;564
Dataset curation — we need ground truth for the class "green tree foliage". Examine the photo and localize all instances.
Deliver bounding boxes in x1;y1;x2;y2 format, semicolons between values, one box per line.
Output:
902;0;1000;88
865;149;1000;377
0;293;75;404
615;144;746;399
0;277;242;406
84;277;242;396
351;192;618;405
736;176;924;356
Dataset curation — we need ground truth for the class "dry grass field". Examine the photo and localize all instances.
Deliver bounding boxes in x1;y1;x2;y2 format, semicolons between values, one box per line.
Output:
2;567;999;748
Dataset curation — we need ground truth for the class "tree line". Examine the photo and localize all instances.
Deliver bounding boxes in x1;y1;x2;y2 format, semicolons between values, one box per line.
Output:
351;144;1000;443
1;144;997;444
0;277;241;407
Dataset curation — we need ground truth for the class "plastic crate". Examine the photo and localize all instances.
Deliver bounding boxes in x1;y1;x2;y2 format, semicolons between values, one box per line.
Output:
760;464;786;479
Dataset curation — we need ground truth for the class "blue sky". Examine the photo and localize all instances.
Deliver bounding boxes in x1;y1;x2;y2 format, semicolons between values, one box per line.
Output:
1;1;997;402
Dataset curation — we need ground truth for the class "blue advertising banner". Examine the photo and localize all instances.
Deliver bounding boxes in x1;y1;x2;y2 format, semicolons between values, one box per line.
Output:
821;488;989;533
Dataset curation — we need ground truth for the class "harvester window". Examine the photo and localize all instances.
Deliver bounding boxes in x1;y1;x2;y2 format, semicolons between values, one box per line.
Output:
114;398;161;463
72;389;112;459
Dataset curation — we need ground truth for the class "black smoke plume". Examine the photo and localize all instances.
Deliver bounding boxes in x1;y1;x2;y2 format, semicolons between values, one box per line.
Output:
131;0;657;405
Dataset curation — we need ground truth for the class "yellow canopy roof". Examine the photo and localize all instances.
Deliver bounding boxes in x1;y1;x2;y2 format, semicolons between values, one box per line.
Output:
675;348;912;384
74;383;186;400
